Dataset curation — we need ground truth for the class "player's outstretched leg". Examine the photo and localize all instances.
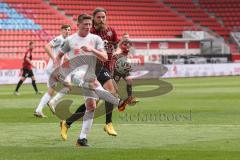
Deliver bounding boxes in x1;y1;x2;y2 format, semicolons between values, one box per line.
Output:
48;87;70;114
34;92;52;118
104;102;117;136
60;104;86;141
14;79;24;95
118;96;137;112
59;83;135;140
76;99;95;147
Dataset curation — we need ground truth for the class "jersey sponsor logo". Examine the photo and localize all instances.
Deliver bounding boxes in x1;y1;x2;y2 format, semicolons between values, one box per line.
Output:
103;40;114;53
74;49;81;55
107;31;113;37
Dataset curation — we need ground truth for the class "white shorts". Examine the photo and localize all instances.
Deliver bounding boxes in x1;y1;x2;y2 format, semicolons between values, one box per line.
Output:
82;80;104;101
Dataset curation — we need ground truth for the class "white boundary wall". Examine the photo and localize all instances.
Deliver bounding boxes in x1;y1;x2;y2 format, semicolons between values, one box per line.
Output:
1;63;240;84
0;69;47;84
163;63;240;78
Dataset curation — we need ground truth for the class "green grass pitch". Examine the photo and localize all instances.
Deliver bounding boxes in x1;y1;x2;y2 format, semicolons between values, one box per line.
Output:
0;76;240;160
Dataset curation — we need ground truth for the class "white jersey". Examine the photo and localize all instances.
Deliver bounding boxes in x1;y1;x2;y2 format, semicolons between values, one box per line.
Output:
60;33;104;58
60;33;104;80
46;35;66;75
60;33;104;99
50;35;65;55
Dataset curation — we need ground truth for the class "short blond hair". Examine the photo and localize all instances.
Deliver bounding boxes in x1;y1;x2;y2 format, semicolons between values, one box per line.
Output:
77;13;92;23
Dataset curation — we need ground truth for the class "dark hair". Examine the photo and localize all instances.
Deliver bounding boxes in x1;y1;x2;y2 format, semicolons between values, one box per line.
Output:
29;41;34;46
77;13;92;23
93;7;107;17
61;24;71;30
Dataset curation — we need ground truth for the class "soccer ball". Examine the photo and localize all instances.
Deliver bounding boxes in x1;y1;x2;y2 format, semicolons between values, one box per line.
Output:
114;56;131;74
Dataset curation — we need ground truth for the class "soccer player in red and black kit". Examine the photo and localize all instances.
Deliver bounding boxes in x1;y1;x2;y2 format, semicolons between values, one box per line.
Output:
14;41;41;95
113;39;133;89
60;8;137;139
91;8;119;136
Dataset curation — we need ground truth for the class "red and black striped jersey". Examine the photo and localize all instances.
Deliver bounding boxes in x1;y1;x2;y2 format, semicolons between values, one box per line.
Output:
91;27;119;71
22;49;33;69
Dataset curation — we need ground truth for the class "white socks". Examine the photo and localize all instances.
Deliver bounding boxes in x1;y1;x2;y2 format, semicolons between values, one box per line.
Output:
79;110;95;139
49;87;70;104
35;93;51;113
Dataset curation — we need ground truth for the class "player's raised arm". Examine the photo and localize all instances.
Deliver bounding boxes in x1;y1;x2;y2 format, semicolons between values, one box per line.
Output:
81;46;107;62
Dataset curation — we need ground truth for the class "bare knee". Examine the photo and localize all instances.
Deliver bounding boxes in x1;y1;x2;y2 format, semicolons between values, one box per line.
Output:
85;98;96;111
103;79;117;96
20;77;26;81
48;88;55;96
125;78;132;85
31;76;36;81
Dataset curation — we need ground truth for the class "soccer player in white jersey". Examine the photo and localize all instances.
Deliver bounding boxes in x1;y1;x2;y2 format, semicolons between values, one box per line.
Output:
34;24;71;118
55;14;133;146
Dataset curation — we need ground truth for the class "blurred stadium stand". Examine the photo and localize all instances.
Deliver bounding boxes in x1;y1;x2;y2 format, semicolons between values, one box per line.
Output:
49;0;195;38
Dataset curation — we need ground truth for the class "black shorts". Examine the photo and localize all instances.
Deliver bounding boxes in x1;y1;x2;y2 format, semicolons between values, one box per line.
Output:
22;68;34;78
96;66;112;86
